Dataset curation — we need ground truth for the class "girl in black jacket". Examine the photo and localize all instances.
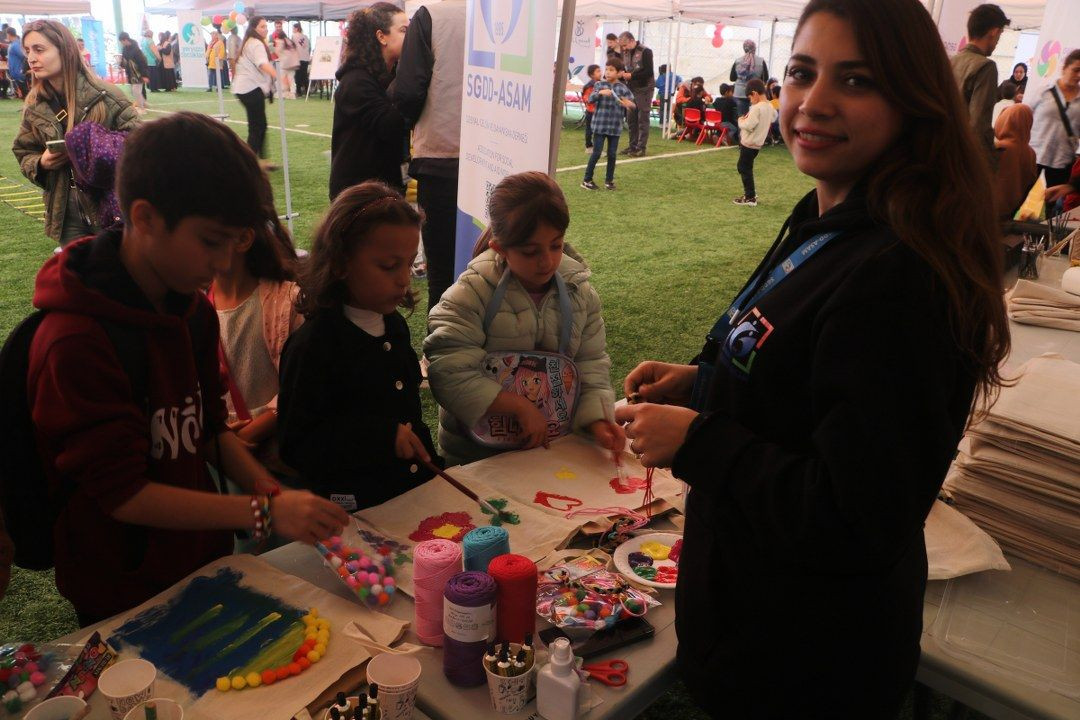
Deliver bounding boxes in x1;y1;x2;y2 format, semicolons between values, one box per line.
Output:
616;0;1010;716
329;3;409;200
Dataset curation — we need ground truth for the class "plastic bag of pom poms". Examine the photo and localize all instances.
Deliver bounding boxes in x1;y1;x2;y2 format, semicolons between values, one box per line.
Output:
536;561;659;637
315;536;398;608
0;632;116;716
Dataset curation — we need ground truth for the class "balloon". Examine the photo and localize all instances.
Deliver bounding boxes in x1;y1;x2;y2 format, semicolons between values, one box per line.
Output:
235;1;245;13
201;17;212;26
224;19;235;30
229;10;237;21
236;13;247;25
711;23;724;49
212;14;224;25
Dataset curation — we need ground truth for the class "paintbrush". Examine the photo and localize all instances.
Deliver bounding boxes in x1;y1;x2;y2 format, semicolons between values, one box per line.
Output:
419;457;516;524
602;403;629;490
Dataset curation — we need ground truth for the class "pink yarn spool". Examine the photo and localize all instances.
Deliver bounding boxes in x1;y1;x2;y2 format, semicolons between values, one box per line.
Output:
413;539;464;646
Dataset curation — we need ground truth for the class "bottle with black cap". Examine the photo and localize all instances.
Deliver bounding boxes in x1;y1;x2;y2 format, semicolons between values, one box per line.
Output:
329;708;341;720
332;691;350;716
355;692;368;719
367;683;380;720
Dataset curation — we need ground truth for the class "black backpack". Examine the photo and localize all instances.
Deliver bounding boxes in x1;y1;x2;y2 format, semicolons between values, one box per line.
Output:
0;307;204;570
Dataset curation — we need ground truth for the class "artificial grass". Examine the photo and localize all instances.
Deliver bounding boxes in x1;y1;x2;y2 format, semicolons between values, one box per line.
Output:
0;89;978;719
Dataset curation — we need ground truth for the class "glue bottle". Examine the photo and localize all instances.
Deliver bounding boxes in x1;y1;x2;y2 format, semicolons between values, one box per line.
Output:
536;637;580;720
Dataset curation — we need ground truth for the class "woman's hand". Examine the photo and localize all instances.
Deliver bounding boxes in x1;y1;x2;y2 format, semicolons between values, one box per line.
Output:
394;422;431;462
516;402;551;450
615;403;699;468
1045;184;1073;202
271;490;349;544
623;361;697;405
589;419;626;453
39;148;68;170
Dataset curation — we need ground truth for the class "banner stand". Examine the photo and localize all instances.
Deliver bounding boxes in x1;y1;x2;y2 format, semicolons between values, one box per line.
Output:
273;61;298;234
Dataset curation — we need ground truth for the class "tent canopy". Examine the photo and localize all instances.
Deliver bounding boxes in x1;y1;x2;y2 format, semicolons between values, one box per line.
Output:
0;0;91;15
144;0;373;21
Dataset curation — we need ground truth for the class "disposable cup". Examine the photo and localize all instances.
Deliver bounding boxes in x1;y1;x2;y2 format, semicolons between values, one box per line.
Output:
366;653;421;720
484;644;532;715
123;698;184;720
98;659;157;720
23;695;87;720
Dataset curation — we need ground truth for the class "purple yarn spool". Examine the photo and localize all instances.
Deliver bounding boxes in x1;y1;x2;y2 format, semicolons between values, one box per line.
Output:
442;571;496;687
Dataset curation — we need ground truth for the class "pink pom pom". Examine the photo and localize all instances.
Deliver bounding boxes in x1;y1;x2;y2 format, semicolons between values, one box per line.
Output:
384;577;395;587
23;663;37;675
345;575;359;588
358;556;370;568
367;572;380;585
29;672;45;687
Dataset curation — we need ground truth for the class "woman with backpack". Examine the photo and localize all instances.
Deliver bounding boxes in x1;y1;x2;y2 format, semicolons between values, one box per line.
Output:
12;20;138;246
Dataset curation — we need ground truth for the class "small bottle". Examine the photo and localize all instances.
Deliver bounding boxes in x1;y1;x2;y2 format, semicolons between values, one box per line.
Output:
355;693;367;720
536;637;580;720
522;632;534;668
332;691;350;715
329;708;341;720
513;648;527;676
367;683;380;720
496;647;511;677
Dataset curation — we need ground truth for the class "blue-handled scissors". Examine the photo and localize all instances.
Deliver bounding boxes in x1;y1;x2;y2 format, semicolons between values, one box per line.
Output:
581;658;629;687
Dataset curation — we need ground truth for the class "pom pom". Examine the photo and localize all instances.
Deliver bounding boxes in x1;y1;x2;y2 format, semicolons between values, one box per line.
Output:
216;677;231;692
384;577;396;587
371;583;383;596
345;575;359;588
378;592;390;605
246;671;261;688
309;608;319;619
275;667;290;681
287;662;302;676
261;670;277;686
29;672;45;687
298;657;311;670
313;643;327;656
231;675;246;690
307;650;321;663
0;670;10;683
358;587;370;599
23;663;38;675
385;585;396;595
329;556;343;569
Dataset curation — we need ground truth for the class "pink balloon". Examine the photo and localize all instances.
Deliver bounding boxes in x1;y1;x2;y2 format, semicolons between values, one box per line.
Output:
711;23;725;49
236;13;247;24
212;14;224;24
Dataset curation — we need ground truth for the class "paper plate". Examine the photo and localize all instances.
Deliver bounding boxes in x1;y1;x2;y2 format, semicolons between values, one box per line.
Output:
613;532;682;589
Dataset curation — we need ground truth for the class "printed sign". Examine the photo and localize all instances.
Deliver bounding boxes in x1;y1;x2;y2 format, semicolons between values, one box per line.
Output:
1023;0;1080;107
308;35;342;81
80;18;106;78
568;16;598;83
177;10;208;88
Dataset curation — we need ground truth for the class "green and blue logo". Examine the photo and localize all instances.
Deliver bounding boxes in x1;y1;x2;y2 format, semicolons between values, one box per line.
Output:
182;22;198;44
468;0;534;75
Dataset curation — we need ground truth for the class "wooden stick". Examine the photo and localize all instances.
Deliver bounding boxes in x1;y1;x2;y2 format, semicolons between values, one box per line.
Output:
419;457;511;522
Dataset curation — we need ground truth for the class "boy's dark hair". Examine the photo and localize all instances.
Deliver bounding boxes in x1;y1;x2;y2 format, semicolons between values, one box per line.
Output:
999;82;1016;100
297;181;421;317
719;83;732;95
967;4;1009;39
117;112;274;234
586;64;600;77
746;78;767;96
658;64;667;74
606;57;624;73
293;22;302;31
117;31;130;42
605;33;618;41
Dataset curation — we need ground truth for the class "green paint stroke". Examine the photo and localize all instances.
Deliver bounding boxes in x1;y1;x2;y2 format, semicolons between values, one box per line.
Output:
483;497;521;526
187;613;251;652
169;603;223;645
234;620;307;677
189;612;282;678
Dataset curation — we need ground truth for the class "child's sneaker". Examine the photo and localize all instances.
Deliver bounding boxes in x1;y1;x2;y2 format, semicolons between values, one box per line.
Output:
605;182;616;191
733;195;758;206
580;180;599;190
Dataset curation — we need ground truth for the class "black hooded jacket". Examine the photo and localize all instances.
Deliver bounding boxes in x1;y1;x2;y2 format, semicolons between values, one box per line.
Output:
672;186;978;717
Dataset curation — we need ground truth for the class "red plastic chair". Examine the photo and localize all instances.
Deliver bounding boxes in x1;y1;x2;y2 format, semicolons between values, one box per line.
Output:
701;109;729;147
678;108;704;143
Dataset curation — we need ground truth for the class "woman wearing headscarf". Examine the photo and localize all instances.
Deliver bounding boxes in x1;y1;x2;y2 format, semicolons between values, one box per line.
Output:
993;103;1037;220
998;62;1027;100
729;39;768;116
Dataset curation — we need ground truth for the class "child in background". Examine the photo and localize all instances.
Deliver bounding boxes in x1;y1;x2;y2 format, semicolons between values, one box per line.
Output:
425;171;624;466
26;112;347;624
734;78;777;207
208;189;302;477
712;83;740;144
277;181;441;512
582;64;601;152
767;84;783;145
581;58;635;191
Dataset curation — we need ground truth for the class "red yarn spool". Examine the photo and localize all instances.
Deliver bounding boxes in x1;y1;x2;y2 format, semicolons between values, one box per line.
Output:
487;553;538;644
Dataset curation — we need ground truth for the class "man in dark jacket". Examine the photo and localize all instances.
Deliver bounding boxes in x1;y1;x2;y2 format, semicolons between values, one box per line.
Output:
118;32;149;110
617;31;654;157
950;4;1009;170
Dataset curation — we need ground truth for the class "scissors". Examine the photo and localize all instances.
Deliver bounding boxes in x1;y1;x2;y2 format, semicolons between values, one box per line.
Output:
581;658;629;687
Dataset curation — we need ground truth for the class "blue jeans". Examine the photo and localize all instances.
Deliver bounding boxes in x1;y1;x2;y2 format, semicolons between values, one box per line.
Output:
584;133;619;183
735;97;750;117
721;121;739;143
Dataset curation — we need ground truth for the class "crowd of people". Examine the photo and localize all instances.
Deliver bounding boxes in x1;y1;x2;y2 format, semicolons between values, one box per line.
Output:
1;1;1079;718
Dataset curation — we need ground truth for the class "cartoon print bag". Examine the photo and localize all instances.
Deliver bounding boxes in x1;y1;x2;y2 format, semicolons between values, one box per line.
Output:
469;268;580;448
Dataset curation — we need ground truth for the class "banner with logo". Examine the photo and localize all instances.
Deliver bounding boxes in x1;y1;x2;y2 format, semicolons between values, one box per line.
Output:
936;0;979;55
454;0;558;274
308;36;343;81
80;18;106;78
1022;0;1080;109
178;11;208;88
567;17;597;83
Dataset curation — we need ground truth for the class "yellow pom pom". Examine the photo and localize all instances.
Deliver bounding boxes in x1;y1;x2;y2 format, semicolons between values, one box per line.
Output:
245;672;261;688
315;619;330;631
301;614;315;626
216;677;231;692
316;630;330;644
313;642;326;656
307;650;321;663
231;675;247;690
309;608;319;619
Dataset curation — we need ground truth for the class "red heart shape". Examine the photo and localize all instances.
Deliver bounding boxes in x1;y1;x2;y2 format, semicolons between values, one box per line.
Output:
534;491;583;512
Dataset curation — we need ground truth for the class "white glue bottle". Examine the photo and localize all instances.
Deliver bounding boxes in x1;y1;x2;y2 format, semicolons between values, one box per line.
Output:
536;637;580;720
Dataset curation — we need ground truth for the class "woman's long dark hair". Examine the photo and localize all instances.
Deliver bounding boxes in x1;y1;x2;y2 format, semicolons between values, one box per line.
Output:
342;2;402;87
240;15;269;58
794;0;1010;415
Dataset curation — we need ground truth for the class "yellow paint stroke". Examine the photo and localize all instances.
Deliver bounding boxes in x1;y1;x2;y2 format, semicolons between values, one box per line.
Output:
554;467;577;480
639;541;671;560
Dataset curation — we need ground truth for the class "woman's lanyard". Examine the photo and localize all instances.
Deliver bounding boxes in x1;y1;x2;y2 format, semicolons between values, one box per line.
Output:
483;267;573;355
689;230;840;411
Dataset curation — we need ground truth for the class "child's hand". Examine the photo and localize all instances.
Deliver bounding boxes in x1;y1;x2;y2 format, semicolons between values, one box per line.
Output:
395;422;431;462
271;490;349;544
589;419;626;453
516;403;551;450
599;88;613;96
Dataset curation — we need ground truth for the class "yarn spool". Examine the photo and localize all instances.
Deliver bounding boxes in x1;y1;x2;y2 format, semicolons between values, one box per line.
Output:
487;553;538;645
412;539;463;647
462;526;510;572
442;571;496;687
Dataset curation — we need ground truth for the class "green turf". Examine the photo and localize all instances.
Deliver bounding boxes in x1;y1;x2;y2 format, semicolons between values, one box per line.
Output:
0;89;978;718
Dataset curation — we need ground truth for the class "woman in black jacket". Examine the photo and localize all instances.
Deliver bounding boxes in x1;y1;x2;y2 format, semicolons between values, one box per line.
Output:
329;2;408;200
616;0;1010;717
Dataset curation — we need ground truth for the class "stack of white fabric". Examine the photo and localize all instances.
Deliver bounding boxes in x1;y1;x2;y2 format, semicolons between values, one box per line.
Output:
943;354;1080;580
1005;278;1080;331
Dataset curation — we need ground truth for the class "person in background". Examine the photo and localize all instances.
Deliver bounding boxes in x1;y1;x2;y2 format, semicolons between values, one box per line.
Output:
14;20;139;246
580;57;635;191
0;31;11;99
157;31;176;91
1030;49;1080;218
618;1;1009;715
998;62;1027;99
993;103;1037;221
231;16;277;168
329;2;409;199
950;3;1009;169
76;38;90;66
992;81;1016;126
141;29;160;91
582;63;601;151
655;63;682;132
605;33;619;62
617;31;654;157
712;83;740;144
292;22;310;97
729;39;768;116
684;76;713;115
206;30;227;91
272;25;299;98
118;32;149;112
767;82;783;144
227;24;242;83
733;78;776;207
6;27;26;98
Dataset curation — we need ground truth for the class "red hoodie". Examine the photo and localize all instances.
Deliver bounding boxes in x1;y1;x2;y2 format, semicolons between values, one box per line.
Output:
28;231;232;624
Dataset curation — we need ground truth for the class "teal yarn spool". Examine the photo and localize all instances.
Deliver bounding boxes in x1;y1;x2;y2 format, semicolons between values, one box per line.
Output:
462;526;510;572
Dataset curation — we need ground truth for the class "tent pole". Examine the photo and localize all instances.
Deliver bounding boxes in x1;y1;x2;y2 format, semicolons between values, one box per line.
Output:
671;12;682;139
767;18;777;79
662;16;675;140
213;54;227;121
549;0;578;176
273;60;297;234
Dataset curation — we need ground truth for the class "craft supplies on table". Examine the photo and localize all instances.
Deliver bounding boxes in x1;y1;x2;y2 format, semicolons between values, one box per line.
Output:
314;537;398;607
536;557;658;638
612;533;682;589
536;638;580;720
486;554;538;645
482;641;534;715
442;572;497;687
412;539;464;647
580;659;629;688
462;527;511;573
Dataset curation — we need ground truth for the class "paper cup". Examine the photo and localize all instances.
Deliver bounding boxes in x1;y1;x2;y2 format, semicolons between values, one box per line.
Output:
99;659;157;720
484;644;532;715
124;698;184;720
366;653;421;720
23;696;87;720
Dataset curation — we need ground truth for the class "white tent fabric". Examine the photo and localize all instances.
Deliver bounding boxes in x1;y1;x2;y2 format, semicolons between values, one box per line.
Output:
144;0;372;21
0;0;91;15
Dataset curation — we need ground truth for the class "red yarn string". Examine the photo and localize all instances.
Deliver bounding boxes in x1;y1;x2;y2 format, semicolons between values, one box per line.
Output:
643;467;655;518
486;553;537;645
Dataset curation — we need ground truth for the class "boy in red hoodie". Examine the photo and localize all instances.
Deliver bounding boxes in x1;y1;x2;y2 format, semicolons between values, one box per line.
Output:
27;112;348;625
